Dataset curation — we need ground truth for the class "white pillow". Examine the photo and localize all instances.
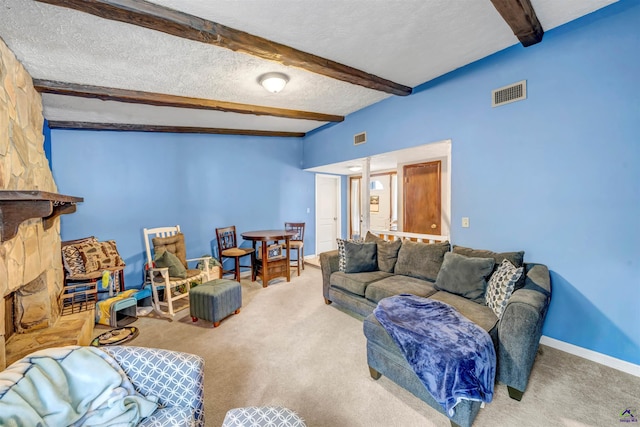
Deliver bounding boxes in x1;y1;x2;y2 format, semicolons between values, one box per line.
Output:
485;259;524;318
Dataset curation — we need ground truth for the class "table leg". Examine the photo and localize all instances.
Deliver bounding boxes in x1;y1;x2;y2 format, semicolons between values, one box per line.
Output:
285;236;291;282
261;240;269;287
251;241;257;282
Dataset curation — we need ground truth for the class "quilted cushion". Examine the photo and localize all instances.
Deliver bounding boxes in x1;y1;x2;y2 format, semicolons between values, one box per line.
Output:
75;240;125;274
153;233;188;268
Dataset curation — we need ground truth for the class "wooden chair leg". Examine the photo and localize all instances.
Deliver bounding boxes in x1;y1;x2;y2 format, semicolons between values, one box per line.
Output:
301;247;305;270
234;257;241;282
296;248;301;276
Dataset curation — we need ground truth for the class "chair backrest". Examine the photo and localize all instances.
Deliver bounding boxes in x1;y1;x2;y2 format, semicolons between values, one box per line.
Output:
216;226;239;256
143;225;182;268
285;222;305;242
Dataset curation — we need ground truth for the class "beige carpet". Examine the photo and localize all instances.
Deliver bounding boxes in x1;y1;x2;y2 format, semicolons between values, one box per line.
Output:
100;268;640;427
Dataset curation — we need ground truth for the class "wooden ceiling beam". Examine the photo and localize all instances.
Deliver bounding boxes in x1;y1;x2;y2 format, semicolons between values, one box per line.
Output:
34;79;342;123
34;0;412;96
47;121;305;137
490;0;544;47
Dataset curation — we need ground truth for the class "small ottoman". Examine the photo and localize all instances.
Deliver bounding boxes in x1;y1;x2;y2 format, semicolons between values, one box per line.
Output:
222;406;306;427
189;279;242;327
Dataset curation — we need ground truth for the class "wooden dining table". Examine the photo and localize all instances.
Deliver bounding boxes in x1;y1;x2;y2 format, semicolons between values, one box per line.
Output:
241;229;297;287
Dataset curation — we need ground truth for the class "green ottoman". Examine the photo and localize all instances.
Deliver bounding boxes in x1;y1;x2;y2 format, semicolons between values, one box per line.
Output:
190;279;242;327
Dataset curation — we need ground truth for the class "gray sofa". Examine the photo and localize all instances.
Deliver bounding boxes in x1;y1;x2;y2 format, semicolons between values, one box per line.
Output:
320;234;551;427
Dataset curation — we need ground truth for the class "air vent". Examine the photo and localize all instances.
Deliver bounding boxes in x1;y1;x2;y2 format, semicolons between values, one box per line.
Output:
492;80;527;107
353;132;367;145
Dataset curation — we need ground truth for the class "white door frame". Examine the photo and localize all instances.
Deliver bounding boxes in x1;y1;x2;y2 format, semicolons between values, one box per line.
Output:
315;174;342;255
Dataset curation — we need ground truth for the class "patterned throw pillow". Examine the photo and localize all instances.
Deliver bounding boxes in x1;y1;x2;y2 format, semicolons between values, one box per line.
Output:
61;236;98;276
75;240;125;273
336;237;363;272
62;245;86;276
485;259;524;319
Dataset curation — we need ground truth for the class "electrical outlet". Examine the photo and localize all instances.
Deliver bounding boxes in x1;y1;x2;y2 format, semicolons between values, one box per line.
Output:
462;217;470;228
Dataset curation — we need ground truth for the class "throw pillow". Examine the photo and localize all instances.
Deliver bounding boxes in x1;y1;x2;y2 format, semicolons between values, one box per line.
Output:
365;232;402;273
452;245;525;289
435;252;495;303
394;240;450;282
154;250;188;279
344;241;378;273
61;245;86;276
152;233;188;269
485;259;524;318
75;240;125;273
61;236;99;276
336;237;363;272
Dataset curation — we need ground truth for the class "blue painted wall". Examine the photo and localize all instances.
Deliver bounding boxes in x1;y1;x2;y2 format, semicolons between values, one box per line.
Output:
43;120;52;169
303;1;640;365
51;131;315;289
48;1;639;366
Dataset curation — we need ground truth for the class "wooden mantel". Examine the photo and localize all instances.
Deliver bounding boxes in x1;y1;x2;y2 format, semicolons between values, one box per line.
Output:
0;191;83;242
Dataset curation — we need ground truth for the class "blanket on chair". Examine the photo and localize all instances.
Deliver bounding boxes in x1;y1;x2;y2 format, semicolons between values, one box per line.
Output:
374;294;496;416
0;346;158;427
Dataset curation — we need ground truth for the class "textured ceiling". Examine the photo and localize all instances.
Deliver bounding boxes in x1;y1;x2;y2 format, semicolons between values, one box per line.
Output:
0;0;617;137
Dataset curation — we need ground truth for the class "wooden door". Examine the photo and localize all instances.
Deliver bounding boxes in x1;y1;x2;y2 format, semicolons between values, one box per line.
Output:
403;161;441;235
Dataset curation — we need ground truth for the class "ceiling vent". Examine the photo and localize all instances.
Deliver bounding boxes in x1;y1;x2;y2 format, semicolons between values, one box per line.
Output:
492;80;527;107
353;132;367;145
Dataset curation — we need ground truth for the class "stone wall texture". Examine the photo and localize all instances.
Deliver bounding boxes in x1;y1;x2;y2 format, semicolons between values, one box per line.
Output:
0;37;63;369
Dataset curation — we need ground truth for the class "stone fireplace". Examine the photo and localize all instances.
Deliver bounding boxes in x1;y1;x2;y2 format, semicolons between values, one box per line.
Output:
0;38;92;369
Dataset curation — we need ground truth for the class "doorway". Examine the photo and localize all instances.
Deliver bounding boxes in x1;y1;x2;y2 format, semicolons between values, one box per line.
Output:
404;161;441;235
315;174;341;254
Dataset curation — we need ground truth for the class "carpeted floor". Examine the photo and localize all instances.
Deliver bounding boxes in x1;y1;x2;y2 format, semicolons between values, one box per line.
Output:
103;267;640;427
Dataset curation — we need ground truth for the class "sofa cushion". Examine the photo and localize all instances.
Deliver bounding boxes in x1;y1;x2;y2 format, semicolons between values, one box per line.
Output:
485;259;523;319
344;241;378;273
429;291;498;333
331;271;393;297
365;275;437;304
453;245;525;289
365;232;402;273
394;240;450;282
153;233;188;268
435;252;494;303
336;238;363;272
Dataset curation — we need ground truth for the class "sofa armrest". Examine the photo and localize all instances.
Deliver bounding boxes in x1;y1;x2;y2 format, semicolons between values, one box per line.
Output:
100;346;205;427
497;263;552;397
319;250;340;301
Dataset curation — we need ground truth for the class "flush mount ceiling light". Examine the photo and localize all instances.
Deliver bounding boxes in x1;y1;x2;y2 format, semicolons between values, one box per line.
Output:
348;165;362;172
259;72;289;93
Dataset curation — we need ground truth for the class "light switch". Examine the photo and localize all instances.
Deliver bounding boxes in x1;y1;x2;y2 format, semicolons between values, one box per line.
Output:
306;207;310;214
462;217;470;228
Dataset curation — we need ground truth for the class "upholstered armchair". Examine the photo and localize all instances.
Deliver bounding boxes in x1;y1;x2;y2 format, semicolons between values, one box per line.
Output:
0;345;204;427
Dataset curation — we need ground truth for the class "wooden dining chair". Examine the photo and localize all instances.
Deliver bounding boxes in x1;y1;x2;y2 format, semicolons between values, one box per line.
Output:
216;226;254;282
285;222;305;276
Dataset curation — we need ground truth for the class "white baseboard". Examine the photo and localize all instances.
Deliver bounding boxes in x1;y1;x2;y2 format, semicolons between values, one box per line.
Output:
540;335;640;377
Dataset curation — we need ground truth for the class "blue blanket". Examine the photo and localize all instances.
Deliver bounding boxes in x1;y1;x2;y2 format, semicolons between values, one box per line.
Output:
0;346;158;426
374;294;496;416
